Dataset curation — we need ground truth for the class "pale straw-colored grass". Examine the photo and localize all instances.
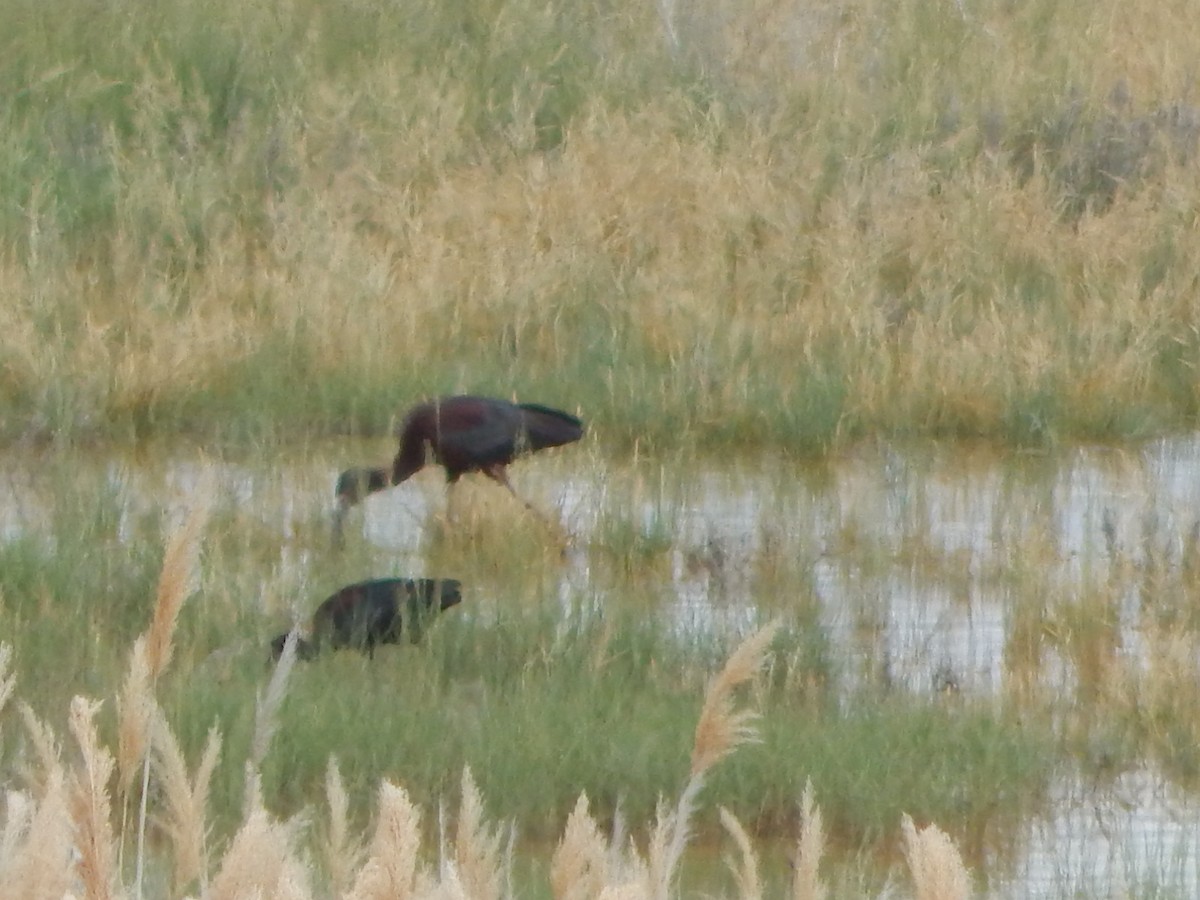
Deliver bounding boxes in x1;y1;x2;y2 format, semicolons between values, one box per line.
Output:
0;661;985;900
323;757;361;897
0;767;74;900
551;793;610;900
17;702;61;796
719;807;762;900
0;643;13;721
344;780;424;900
151;714;222;895
691;621;780;777
790;780;826;900
129;485;214;898
902;814;973;900
145;491;213;680
207;807;311;900
605;620;783;900
116;636;155;799
452;767;506;900
252;629;299;769
67;696;119;900
0;789;33;879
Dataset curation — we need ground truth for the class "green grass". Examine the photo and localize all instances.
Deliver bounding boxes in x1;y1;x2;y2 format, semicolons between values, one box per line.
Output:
149;589;1048;851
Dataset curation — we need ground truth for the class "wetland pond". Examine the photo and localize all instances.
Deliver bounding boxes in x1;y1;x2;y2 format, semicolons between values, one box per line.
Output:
9;435;1200;896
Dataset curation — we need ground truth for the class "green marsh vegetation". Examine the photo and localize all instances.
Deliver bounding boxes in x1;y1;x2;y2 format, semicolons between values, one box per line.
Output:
0;471;988;898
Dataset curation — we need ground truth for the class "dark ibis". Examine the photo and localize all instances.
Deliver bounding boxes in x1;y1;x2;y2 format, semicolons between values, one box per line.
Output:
270;577;463;661
333;394;584;543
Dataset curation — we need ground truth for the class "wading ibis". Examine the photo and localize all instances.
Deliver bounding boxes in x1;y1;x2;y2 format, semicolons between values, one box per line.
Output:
270;577;463;661
333;394;584;543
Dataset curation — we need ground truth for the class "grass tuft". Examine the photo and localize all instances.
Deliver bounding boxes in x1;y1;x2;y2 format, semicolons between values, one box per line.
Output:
901;813;972;900
791;781;826;900
66;696;118;900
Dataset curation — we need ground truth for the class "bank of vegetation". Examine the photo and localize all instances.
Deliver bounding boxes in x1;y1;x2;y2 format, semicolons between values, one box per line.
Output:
1;0;1199;450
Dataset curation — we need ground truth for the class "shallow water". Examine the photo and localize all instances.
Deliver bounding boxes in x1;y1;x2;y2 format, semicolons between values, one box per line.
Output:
8;435;1200;895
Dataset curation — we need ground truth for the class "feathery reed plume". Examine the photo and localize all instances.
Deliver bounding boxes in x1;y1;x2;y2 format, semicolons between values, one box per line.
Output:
0;643;14;719
273;869;317;900
253;629;298;769
115;638;154;894
644;798;674;900
597;876;652;900
345;780;424;900
690;621;780;777
208;807;310;900
151;713;221;895
116;636;154;798
608;797;627;875
719;807;762;900
323;756;361;895
901;814;972;900
652;620;779;899
791;780;826;900
0;790;33;874
454;767;504;900
67;696;118;900
132;486;211;899
144;488;212;680
0;767;73;900
551;793;609;900
17;702;61;796
243;761;264;822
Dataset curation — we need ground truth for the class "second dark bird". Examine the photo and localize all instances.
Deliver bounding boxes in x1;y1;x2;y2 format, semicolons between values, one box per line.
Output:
333;394;584;543
270;577;463;661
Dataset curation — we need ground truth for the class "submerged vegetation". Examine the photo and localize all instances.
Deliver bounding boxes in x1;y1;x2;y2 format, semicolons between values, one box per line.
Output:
0;0;1199;449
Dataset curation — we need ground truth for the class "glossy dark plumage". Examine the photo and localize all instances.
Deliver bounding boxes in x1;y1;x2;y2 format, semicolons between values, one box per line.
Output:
334;395;584;541
270;577;463;661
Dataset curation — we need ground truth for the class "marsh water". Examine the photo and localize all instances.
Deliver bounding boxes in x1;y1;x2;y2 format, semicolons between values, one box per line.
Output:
9;434;1200;895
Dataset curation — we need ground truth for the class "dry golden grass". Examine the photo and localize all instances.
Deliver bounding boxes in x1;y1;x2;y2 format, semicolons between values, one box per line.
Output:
151;716;222;895
117;636;155;799
207;807;310;900
0;767;73;900
691;621;779;778
718;808;762;900
790;781;826;900
551;795;609;900
901;814;972;900
17;702;61;797
5;0;1200;448
323;758;361;897
254;629;299;769
67;696;119;900
344;781;424;900
147;494;214;680
453;768;507;900
0;644;13;721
